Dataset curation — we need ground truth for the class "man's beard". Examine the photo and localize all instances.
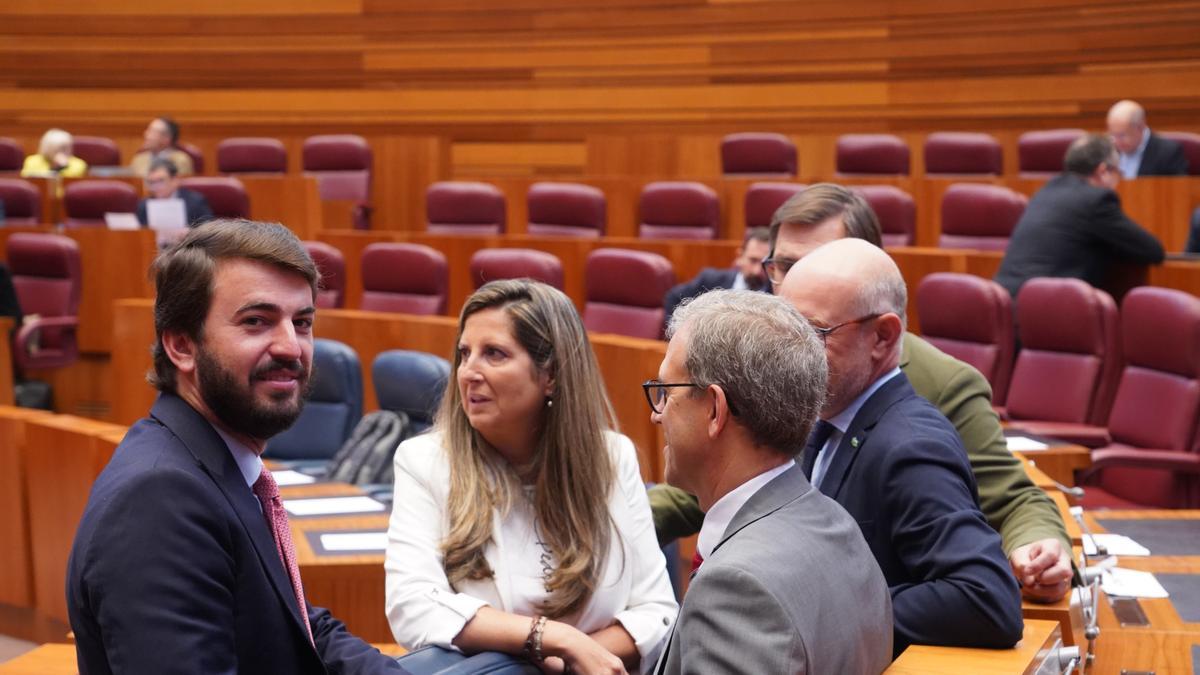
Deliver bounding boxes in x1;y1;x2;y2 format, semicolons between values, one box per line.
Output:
196;347;313;441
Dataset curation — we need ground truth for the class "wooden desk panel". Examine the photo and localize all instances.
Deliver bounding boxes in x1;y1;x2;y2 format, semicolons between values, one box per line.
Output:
0;643;77;675
0;406;52;608
885;618;1060;674
240;175;325;240
1013;443;1092;489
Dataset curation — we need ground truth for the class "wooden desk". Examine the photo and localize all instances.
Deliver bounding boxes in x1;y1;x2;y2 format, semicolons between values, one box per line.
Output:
0;643;77;675
0;406;53;609
1011;442;1092;489
885;618;1061;674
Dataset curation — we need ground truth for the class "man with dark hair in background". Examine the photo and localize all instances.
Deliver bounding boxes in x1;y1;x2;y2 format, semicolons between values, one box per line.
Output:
136;157;213;227
994;134;1165;299
130;115;195;177
662;227;771;327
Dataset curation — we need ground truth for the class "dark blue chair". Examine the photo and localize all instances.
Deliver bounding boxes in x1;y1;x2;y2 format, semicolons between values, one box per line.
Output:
372;350;451;434
394;646;539;674
265;338;363;461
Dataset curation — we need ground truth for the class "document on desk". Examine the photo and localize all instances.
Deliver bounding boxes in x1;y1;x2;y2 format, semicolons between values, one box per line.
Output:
319;531;388;552
1005;435;1049;452
1102;567;1168;598
283;496;386;517
1083;533;1151;556
271;469;316;486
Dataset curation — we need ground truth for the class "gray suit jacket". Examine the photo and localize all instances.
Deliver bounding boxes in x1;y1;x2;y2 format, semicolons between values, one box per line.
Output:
655;465;892;675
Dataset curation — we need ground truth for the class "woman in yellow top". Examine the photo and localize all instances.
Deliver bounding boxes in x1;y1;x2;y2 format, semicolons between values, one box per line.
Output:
21;129;88;177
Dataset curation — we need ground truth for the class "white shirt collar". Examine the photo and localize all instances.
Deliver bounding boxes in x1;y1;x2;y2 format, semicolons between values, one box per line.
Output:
1118;126;1153;179
214;425;264;490
731;273;749;291
696;459;795;561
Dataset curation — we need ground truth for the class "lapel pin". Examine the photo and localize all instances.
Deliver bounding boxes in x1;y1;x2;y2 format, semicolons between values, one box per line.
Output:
851;437;860;448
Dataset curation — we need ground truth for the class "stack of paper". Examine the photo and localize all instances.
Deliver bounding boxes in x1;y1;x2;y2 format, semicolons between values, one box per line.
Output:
271;469;316;486
283;496;386;517
1005;436;1049;452
1101;568;1169;598
1083;533;1151;557
319;532;388;552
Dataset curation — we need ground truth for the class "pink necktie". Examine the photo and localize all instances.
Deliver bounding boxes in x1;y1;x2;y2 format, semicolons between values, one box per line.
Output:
253;467;314;644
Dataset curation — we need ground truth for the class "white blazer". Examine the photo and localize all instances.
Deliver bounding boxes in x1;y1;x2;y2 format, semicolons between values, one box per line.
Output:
385;431;678;672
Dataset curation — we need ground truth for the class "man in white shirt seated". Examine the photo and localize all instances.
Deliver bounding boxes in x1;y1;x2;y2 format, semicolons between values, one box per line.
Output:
649;289;892;675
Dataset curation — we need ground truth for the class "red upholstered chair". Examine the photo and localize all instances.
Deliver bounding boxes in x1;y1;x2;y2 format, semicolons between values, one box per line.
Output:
0;179;43;225
424;181;505;235
179;177;249;219
360;243;447;315
835;134;910;175
303;241;345;309
744;182;806;230
72;136;121;167
583;249;675;339
303;134;372;229
7;233;81;372
217;137;287;174
638;182;719;240
0;138;24;172
1160;131;1200;176
176;142;204;175
1003;279;1120;444
1018;129;1086;176
915;273;1014;405
938;183;1027;251
62;180;139;228
1079;287;1200;509
851;185;915;247
470;249;564;290
720;133;797;176
527;182;606;238
924;132;1003;175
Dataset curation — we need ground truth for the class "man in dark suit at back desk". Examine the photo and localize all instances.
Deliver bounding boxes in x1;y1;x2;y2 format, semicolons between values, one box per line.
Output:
662;226;770;328
994;133;1165;300
137;157;213;228
1106;99;1189;177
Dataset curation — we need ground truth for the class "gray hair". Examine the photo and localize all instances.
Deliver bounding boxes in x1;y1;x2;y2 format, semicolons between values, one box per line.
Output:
668;289;827;457
38;128;73;158
857;272;908;332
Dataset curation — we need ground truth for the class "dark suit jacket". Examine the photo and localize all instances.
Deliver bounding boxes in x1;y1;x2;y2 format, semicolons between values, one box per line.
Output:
993;173;1164;298
812;373;1023;656
664;268;764;328
1137;132;1189;176
136;187;214;228
66;393;406;675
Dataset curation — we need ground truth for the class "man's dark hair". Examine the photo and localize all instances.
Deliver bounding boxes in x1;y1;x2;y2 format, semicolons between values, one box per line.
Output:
149;219;318;392
157;116;181;144
148;157;179;177
1064;134;1116;177
743;226;770;246
767;183;882;254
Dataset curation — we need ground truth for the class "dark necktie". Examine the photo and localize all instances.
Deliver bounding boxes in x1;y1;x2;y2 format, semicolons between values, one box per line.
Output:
800;420;837;481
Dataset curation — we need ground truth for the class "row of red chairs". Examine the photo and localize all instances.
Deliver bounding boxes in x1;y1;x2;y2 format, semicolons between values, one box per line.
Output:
917;273;1200;509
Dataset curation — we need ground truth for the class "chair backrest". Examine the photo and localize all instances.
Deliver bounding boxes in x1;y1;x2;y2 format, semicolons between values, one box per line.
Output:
217;137;288;173
720;132;797;175
1106;287;1200;451
1018;128;1086;175
470;248;564;290
924;132;1003;175
62;180;139;227
1160;131;1200;176
851;184;916;247
915;273;1015;404
526;182;606;238
72;136;121;167
835;134;910;175
179;176;249;219
0;138;24;172
425;181;506;235
8;232;81;355
372;350;451;433
938;183;1027;251
0;178;42;224
583;248;675;339
303;240;346;309
360;243;448;315
1007;278;1120;425
638;181;719;240
743;182;806;230
264;338;363;461
176;142;204;175
303;134;373;203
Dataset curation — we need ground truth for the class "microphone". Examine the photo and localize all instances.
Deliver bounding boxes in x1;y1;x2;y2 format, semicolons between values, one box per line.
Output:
1049;477;1085;499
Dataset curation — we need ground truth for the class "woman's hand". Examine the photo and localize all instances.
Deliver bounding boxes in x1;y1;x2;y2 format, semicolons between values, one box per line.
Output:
541;620;627;675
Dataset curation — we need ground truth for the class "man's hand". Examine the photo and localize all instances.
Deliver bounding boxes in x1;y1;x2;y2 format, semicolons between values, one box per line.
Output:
1010;538;1073;602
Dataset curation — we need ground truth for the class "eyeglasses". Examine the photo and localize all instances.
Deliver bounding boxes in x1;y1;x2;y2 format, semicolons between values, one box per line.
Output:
761;257;797;287
642;380;740;416
811;313;882;343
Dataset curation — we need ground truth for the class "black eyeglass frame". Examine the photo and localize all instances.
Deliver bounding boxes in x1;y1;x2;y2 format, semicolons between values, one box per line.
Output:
760;256;796;287
810;313;883;343
642;380;740;416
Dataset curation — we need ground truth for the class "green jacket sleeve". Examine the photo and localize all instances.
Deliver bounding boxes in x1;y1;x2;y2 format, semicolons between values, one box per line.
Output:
648;483;704;546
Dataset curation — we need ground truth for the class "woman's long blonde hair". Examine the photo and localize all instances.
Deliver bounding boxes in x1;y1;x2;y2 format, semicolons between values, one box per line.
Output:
438;279;619;618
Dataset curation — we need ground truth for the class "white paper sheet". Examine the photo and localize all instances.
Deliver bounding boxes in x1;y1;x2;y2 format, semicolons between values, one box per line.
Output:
104;212;140;230
319;532;388;552
1101;567;1169;598
271;469;316;486
1083;533;1151;557
146;198;187;229
1005;436;1049;452
283;496;386;517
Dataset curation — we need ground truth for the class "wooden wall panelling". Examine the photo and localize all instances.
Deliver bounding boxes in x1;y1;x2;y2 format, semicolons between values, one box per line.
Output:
0;405;52;609
370;135;450;232
0;317;12;407
886;247;969;335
